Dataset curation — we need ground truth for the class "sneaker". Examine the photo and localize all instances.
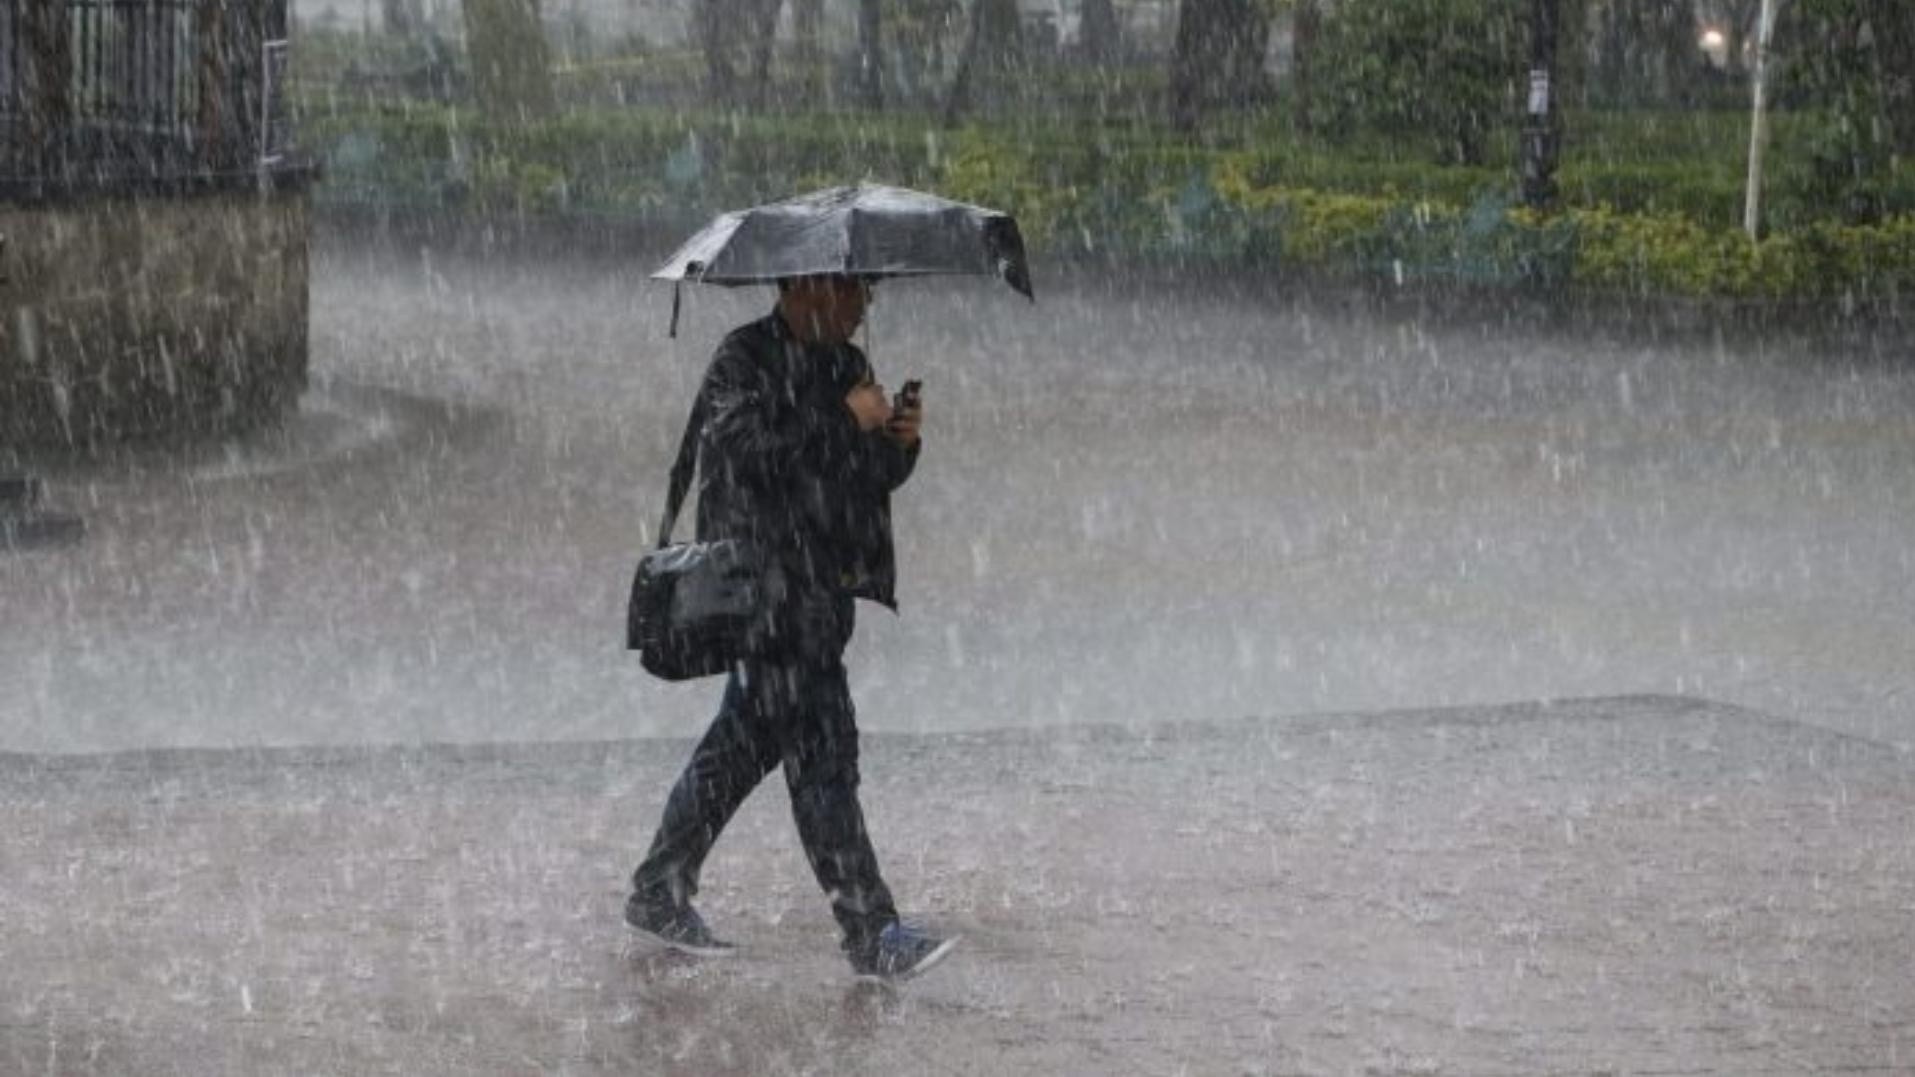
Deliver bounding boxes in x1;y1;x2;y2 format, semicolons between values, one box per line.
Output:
850;922;960;981
624;895;737;957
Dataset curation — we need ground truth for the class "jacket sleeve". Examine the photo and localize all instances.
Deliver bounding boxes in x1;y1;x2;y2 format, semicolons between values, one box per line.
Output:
700;339;861;487
850;433;919;494
842;344;919;494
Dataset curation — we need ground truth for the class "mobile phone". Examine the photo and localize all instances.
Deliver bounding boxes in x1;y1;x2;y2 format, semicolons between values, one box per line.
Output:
893;379;922;413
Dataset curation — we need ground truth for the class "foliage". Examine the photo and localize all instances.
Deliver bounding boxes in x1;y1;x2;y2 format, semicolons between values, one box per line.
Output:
941;132;1078;245
463;0;555;121
1555;159;1746;225
1568;207;1915;298
1359;193;1579;287
1308;0;1524;165
292;25;466;103
1775;0;1915;222
1169;0;1272;126
1584;0;1724;108
1547;107;1912;230
298;101;953;215
294;97;1915;301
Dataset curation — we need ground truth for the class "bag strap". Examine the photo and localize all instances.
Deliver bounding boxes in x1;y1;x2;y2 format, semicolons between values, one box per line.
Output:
656;389;706;549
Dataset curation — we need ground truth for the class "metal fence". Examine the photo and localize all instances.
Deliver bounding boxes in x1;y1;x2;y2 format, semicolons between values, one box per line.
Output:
1;0;293;195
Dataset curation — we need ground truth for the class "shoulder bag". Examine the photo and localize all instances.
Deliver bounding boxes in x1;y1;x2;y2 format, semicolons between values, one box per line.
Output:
626;393;760;680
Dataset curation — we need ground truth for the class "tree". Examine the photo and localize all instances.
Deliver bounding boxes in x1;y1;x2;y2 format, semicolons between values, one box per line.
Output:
463;0;555;121
692;0;739;103
1078;0;1121;64
1866;0;1915;154
1291;0;1322;132
1699;0;1761;75
1310;0;1520;165
893;0;963;105
384;0;426;35
858;0;884;107
21;0;72;175
1777;0;1915;219
1169;0;1270;130
793;0;826;99
690;0;785;107
1588;0;1704;105
942;0;1023;123
197;0;233;159
746;0;784;110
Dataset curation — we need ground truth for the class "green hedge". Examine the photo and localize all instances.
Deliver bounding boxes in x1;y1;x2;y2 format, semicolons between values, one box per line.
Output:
1567;207;1915;298
299;101;948;214
942;133;1915;300
296;100;1915;303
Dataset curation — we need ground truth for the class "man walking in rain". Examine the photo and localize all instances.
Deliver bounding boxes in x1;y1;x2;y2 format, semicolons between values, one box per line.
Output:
626;273;958;981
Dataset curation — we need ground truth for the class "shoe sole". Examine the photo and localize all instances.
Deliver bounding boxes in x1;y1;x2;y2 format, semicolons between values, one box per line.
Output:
853;935;961;983
626;924;738;959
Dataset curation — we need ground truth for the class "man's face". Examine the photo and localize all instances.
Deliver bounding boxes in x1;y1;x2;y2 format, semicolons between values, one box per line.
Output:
787;276;872;343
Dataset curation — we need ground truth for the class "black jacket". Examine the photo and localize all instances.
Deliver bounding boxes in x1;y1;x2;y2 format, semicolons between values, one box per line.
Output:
692;312;918;656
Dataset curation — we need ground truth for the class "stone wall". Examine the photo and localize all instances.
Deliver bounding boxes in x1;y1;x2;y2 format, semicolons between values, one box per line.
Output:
0;188;310;448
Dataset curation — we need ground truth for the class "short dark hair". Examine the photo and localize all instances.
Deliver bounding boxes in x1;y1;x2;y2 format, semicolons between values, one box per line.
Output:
777;274;871;293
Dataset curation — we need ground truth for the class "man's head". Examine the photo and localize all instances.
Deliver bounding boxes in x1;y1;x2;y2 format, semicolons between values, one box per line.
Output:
776;274;873;345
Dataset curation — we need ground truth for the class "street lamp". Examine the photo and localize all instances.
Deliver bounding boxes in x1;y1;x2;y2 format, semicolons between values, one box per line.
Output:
1743;0;1781;239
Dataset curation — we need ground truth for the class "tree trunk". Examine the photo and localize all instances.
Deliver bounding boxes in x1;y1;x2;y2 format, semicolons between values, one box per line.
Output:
1169;0;1207;128
383;0;425;35
1722;3;1748;76
1595;0;1692;104
693;0;739;104
1291;0;1321;132
1079;0;1119;63
941;0;1020;123
1871;0;1915;153
196;0;232;161
748;0;783;110
1653;0;1698;103
943;0;984;123
793;0;824;101
980;0;1022;78
21;0;72;176
464;0;556;121
1171;0;1267;129
1593;0;1626;100
858;0;884;108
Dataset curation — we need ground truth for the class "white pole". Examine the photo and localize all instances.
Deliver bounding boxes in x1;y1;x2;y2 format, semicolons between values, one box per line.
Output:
1743;0;1781;240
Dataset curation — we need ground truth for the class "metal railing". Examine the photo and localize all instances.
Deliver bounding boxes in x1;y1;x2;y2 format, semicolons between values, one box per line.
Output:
1;0;295;196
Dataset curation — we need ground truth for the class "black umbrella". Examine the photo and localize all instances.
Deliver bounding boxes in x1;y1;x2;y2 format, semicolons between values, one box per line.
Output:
654;184;1034;334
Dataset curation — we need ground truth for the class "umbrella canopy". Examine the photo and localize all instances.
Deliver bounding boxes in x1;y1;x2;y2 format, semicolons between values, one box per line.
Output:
653;184;1035;300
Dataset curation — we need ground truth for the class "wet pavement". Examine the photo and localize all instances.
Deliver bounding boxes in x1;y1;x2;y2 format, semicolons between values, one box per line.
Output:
3;696;1911;1074
4;236;1915;1071
4;238;1915;753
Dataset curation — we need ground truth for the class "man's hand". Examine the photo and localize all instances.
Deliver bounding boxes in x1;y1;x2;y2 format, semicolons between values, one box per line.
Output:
845;381;892;432
885;393;922;449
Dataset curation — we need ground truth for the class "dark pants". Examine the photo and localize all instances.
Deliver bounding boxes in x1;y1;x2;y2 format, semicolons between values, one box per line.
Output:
632;653;899;952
